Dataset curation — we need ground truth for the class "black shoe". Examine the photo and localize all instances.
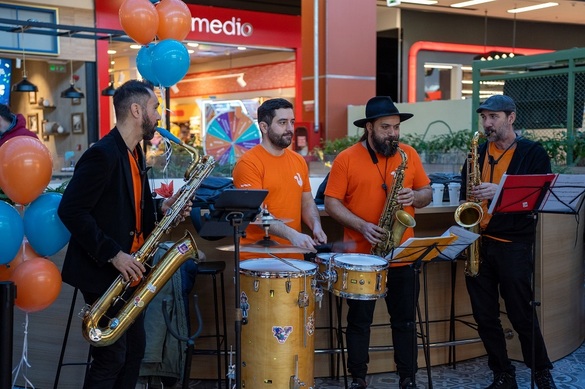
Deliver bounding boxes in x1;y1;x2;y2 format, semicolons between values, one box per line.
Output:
535;369;557;389
349;378;368;389
485;372;518;389
399;376;417;388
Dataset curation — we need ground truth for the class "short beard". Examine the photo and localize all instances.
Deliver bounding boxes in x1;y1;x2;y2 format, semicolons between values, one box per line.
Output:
267;127;293;149
141;115;156;141
372;134;399;157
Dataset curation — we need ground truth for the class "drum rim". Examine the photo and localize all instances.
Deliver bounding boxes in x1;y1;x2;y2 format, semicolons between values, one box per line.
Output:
240;258;317;277
331;253;389;270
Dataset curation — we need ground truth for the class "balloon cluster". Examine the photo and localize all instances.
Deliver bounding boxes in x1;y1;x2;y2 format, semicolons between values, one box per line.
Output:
0;137;69;313
119;0;192;87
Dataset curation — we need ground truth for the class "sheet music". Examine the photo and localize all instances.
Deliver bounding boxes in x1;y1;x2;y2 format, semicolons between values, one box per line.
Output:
540;174;585;214
436;226;480;261
386;233;458;263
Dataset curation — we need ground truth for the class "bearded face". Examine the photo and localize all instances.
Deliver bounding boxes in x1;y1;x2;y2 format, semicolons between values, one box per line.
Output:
371;130;399;157
141;105;157;141
267;124;293;149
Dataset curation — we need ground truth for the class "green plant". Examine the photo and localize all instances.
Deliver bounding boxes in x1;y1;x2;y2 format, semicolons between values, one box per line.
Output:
402;129;474;155
523;130;585;167
312;134;361;162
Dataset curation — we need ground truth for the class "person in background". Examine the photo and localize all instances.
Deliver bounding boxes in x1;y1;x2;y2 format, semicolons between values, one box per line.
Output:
178;122;192;144
324;96;431;389
58;80;191;389
460;94;556;389
0;103;38;147
232;98;327;259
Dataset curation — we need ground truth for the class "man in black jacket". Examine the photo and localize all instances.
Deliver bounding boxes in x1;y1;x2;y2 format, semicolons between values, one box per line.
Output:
460;95;556;389
58;80;189;389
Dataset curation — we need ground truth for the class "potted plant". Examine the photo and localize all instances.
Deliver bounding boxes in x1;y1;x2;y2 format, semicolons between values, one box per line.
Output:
312;134;361;164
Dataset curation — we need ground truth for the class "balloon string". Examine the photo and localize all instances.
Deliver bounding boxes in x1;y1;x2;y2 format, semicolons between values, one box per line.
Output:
12;313;36;389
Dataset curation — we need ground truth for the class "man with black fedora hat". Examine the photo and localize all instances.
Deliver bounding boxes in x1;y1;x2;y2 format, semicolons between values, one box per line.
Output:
325;96;431;388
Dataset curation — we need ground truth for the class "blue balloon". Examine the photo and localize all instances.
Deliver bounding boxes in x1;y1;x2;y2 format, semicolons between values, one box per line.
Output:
23;193;70;257
136;43;160;86
0;201;24;265
151;39;190;87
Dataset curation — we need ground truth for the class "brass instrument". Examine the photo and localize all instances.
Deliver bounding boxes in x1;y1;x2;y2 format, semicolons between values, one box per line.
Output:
82;129;216;347
454;131;484;277
372;145;416;258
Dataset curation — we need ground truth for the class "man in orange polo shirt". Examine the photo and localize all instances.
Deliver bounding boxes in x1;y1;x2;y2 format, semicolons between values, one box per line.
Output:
233;98;327;259
325;96;431;389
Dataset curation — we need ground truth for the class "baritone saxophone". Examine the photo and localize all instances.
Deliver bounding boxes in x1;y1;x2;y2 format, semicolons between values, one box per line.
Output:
371;145;416;258
454;131;484;277
81;128;216;347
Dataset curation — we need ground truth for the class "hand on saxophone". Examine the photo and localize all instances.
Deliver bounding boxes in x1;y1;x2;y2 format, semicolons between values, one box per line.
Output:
110;250;146;283
471;182;498;201
161;186;193;223
396;187;415;207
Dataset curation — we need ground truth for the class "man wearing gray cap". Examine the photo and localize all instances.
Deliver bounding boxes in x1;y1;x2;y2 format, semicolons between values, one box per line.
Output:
460;94;556;389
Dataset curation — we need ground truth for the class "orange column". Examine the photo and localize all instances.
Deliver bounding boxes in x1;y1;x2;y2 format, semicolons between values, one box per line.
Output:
301;0;377;142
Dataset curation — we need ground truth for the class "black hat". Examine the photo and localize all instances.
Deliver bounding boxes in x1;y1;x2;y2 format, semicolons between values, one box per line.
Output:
353;96;414;128
476;95;516;113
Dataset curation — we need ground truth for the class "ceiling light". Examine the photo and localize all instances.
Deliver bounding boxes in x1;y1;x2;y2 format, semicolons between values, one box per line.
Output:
102;38;117;97
187;42;199;48
400;0;438;5
130;44;141;50
12;25;38;93
508;2;558;13
236;74;247;87
451;0;494;8
237;47;247;51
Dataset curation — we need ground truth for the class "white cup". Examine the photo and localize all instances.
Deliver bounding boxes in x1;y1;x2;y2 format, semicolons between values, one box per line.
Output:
448;183;462;205
431;183;444;205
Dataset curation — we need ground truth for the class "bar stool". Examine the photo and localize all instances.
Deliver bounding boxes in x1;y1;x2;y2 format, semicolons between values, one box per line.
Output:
187;260;228;389
53;287;91;389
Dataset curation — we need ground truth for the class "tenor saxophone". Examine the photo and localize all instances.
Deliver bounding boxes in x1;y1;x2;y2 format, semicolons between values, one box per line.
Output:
371;145;416;258
82;128;216;347
454;131;484;277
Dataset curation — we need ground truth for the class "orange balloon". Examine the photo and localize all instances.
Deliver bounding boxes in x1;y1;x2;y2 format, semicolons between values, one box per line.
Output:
11;256;62;313
119;0;159;45
0;238;38;281
156;0;192;41
0;137;53;205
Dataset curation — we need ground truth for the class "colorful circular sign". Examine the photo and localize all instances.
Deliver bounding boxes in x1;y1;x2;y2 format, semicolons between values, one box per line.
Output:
204;109;261;166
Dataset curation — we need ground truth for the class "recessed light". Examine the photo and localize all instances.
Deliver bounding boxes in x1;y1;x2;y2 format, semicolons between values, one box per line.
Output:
508;2;558;13
451;0;494;8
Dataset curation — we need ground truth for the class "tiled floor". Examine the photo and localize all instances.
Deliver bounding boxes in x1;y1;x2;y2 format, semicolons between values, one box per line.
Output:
182;341;585;389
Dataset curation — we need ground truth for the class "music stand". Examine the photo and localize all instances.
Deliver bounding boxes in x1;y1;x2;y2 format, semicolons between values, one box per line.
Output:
387;233;461;388
490;173;585;389
198;189;267;389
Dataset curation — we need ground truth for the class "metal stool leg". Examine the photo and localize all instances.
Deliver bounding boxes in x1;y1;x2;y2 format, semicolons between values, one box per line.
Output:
53;287;91;389
219;271;228;389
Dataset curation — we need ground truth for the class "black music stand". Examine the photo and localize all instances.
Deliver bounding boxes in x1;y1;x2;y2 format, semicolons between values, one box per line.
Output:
388;234;462;389
198;189;267;389
490;173;585;389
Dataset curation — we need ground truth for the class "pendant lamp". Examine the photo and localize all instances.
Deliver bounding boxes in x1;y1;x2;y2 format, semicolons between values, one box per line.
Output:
61;34;84;99
101;40;117;96
12;27;38;93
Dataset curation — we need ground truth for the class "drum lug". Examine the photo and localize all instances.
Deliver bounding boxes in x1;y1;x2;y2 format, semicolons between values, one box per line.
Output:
298;291;309;308
253;279;259;292
314;288;324;309
376;272;382;291
342;270;348;291
286;279;291;293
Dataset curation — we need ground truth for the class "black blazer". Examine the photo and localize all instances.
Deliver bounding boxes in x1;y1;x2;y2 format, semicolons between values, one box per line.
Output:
58;128;159;294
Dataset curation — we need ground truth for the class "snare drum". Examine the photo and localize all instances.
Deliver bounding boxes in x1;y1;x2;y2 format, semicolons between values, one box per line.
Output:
240;258;317;388
330;253;388;300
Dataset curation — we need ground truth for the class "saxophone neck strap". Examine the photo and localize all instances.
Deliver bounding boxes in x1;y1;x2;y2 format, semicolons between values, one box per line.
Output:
365;140;389;193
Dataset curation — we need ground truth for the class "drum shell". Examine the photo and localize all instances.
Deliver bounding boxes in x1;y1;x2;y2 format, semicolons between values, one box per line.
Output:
330;253;388;300
240;258;317;388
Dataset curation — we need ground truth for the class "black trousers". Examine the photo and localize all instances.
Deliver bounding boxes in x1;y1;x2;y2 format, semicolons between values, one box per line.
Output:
81;291;146;389
345;265;419;381
465;238;553;375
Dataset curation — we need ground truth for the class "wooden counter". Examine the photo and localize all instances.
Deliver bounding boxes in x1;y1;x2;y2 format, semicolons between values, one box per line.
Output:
9;205;584;388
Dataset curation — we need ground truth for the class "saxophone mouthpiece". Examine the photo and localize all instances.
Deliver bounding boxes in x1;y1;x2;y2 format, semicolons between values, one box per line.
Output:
156;127;182;145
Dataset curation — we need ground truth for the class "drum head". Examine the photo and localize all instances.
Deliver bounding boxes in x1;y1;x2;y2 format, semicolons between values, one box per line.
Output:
315;252;334;265
240;258;317;278
331;253;388;271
